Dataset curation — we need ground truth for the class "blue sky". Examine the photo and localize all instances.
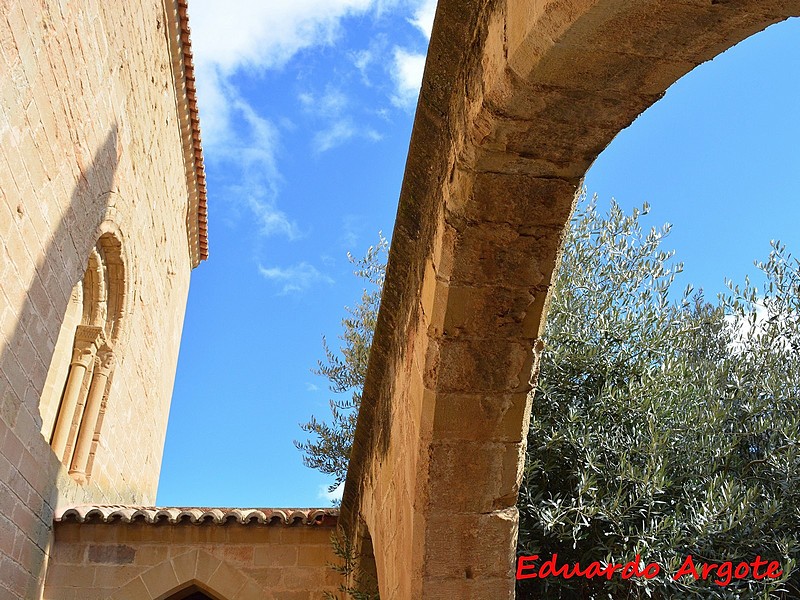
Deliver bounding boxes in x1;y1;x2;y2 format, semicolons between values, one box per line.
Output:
155;2;800;508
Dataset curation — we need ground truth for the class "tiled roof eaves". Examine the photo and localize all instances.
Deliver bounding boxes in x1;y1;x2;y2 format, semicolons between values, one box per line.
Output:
162;0;208;268
55;506;339;527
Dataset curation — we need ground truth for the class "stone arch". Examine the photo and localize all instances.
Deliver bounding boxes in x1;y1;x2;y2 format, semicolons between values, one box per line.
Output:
81;248;106;328
342;2;800;598
95;226;130;346
109;549;268;600
350;518;379;596
42;225;129;483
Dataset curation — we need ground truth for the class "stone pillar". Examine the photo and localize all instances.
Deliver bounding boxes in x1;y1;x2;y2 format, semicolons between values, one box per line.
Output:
51;325;103;463
69;346;115;484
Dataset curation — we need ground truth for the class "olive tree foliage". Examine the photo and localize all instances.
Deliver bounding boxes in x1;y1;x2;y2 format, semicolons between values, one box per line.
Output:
295;233;389;493
517;195;800;599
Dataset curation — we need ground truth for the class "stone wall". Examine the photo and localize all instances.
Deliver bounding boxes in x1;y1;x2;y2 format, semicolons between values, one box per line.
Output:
43;516;340;600
0;0;199;596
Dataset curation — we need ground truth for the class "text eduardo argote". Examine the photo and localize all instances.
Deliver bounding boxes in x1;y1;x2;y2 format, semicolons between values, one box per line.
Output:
516;554;784;587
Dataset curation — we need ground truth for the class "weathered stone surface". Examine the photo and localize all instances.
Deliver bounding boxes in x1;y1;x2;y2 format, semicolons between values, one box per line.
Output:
87;544;136;565
441;220;565;288
448;170;580;227
427;440;525;512
423;508;518;580
436;284;550;339
432;392;531;443
0;0;203;597
425;337;536;394
45;522;339;599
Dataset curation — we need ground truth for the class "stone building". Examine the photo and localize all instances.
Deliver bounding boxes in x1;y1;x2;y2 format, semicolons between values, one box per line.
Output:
3;0;799;598
0;0;337;598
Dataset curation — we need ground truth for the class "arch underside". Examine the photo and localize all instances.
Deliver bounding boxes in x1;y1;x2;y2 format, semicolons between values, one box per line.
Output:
341;1;800;598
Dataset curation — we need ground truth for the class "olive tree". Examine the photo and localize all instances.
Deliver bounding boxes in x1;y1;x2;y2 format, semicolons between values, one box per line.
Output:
516;196;800;599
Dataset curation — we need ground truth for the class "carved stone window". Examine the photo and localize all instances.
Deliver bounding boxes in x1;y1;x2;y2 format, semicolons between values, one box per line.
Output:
42;233;126;484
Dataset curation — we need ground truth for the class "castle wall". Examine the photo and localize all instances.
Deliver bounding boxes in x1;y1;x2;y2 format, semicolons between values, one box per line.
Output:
0;0;196;596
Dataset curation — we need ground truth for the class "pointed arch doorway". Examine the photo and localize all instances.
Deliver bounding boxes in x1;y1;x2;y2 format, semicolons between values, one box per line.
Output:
163;585;224;600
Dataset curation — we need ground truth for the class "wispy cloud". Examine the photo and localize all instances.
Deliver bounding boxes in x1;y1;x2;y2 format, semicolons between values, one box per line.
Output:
188;0;427;245
300;88;382;153
409;0;437;38
313;119;357;153
201;80;301;239
348;33;389;86
299;87;351;117
351;48;374;83
391;47;426;109
245;197;300;239
258;262;334;294
189;0;379;74
305;382;320;392
340;215;363;249
190;0;390;241
318;481;345;504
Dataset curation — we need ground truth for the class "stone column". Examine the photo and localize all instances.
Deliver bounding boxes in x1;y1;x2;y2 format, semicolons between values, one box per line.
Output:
69;346;115;484
51;325;103;463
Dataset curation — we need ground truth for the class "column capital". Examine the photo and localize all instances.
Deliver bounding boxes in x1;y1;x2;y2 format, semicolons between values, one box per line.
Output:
71;325;104;367
95;345;116;374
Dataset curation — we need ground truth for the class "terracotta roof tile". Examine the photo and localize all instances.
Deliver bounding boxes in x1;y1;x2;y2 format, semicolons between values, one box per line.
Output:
55;506;338;527
165;0;208;267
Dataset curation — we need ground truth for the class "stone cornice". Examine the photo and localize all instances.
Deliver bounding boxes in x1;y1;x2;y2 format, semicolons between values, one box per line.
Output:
161;0;208;268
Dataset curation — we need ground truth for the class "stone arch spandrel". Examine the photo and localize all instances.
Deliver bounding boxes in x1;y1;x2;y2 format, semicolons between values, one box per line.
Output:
342;1;800;598
109;549;269;600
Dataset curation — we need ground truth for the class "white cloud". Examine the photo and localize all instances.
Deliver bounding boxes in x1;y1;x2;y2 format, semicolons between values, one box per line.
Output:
391;48;426;109
318;481;345;504
245;196;299;239
194;63;234;149
189;0;378;75
409;0;437;38
186;0;421;239
298;92;315;108
300;88;382;152
319;88;349;116
313;119;357;153
348;33;389;86
351;48;373;83
204;86;301;239
340;215;363;248
189;0;388;240
258;262;334;293
299;87;350;119
305;382;320;392
725;299;797;354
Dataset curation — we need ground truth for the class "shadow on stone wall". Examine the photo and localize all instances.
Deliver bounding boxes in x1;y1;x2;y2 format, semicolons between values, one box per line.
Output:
0;125;119;598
